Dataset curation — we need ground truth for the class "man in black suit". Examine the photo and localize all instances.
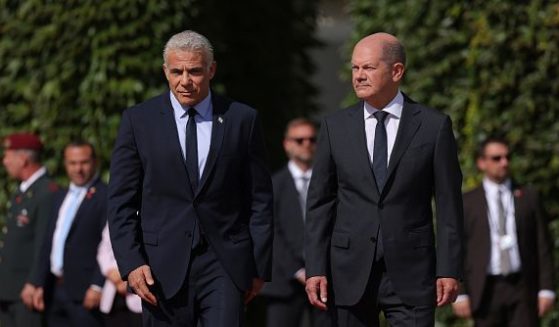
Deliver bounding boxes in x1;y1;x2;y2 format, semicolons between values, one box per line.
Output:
452;137;554;327
261;118;332;327
31;141;106;326
108;30;273;327
305;32;464;327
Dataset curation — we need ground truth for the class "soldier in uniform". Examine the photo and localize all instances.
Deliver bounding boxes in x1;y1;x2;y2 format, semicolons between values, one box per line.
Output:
0;133;58;327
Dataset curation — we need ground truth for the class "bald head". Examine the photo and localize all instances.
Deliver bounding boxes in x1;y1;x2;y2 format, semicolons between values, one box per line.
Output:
355;33;406;66
351;33;406;108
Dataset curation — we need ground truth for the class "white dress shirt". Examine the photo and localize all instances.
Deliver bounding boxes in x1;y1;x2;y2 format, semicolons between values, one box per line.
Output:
50;182;91;276
364;91;403;165
483;178;521;275
287;161;312;198
171;91;212;178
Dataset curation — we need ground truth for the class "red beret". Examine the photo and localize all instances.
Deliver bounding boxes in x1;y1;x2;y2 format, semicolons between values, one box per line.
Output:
3;133;44;151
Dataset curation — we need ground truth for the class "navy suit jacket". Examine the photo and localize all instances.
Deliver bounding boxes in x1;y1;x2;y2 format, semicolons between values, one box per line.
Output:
108;92;274;299
263;167;305;297
32;178;106;301
305;95;464;307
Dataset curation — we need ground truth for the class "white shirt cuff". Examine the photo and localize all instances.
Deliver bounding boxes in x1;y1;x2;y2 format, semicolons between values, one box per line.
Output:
455;294;469;303
539;290;556;300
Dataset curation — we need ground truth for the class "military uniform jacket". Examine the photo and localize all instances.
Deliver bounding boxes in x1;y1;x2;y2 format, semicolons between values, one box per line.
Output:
0;174;57;300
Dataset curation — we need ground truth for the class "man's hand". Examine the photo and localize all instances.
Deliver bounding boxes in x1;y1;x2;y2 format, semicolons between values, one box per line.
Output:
83;287;102;310
451;297;472;318
20;283;36;310
128;265;157;306
32;287;45;312
244;278;265;304
538;296;554;317
305;276;328;311
436;277;458;307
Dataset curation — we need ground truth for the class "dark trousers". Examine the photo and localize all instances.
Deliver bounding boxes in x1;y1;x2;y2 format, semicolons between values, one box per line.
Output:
264;284;334;327
0;299;44;327
104;294;142;327
335;260;434;327
474;274;538;327
142;244;244;327
46;285;104;327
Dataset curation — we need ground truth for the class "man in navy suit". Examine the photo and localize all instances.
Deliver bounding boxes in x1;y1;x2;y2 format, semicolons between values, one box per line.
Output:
31;141;106;327
108;30;274;327
305;33;464;327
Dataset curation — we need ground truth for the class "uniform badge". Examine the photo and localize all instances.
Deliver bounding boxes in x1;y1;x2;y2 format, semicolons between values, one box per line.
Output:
16;209;30;227
218;116;224;124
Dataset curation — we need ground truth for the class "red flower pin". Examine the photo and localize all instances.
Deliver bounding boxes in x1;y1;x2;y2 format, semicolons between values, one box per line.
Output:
15;195;22;204
86;187;96;200
513;189;523;198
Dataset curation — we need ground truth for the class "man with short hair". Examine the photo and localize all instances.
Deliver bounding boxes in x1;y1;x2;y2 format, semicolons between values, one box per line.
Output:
305;33;464;327
0;133;58;327
261;118;332;327
31;141;106;327
108;30;273;327
452;137;555;327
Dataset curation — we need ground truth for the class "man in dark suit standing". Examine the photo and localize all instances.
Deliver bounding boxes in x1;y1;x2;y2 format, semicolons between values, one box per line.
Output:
304;32;464;327
452;137;554;327
261;118;332;327
31;141;106;327
108;30;273;327
0;133;58;327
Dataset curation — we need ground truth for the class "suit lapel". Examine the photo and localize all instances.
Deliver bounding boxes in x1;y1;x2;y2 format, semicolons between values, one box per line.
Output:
197;95;226;195
384;97;421;196
347;103;380;201
159;93;196;196
511;183;525;241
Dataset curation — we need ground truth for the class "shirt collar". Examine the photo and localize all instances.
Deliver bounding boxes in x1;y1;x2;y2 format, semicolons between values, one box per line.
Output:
483;177;512;196
69;175;98;194
363;90;404;120
287;160;312;179
20;166;47;192
170;91;213;121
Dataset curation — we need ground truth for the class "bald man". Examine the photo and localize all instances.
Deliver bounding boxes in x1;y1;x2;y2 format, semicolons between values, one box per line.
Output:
304;33;464;326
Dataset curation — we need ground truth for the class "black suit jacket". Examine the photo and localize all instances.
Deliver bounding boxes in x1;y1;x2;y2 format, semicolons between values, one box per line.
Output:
32;178;106;301
305;96;464;307
108;92;274;299
461;184;554;313
263;167;305;297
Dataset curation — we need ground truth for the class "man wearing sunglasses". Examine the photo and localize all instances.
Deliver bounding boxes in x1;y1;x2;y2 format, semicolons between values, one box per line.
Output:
452;137;555;326
260;118;332;327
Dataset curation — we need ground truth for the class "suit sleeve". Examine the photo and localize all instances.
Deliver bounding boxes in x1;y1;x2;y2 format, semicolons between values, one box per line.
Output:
246;112;274;280
532;189;554;291
433;116;464;279
28;189;55;285
107;109;145;280
305;118;337;277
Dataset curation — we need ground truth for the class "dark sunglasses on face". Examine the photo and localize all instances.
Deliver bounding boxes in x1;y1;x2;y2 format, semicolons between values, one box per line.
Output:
487;154;510;162
290;137;317;145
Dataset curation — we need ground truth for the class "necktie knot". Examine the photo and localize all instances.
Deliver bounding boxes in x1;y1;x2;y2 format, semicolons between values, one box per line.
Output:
373;110;388;123
188;107;197;118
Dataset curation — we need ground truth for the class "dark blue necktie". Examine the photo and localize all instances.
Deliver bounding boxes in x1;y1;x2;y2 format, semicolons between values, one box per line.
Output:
373;111;388;191
185;108;199;191
186;108;202;248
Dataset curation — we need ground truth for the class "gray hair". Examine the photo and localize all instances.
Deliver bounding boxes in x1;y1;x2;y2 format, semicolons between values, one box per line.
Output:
163;30;214;67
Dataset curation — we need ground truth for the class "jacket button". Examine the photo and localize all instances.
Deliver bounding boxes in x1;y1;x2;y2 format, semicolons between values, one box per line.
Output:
370;237;377;243
378;203;383;209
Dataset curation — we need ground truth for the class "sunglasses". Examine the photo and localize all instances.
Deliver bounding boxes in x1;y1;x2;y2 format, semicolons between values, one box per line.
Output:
487;154;510;162
289;137;317;145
